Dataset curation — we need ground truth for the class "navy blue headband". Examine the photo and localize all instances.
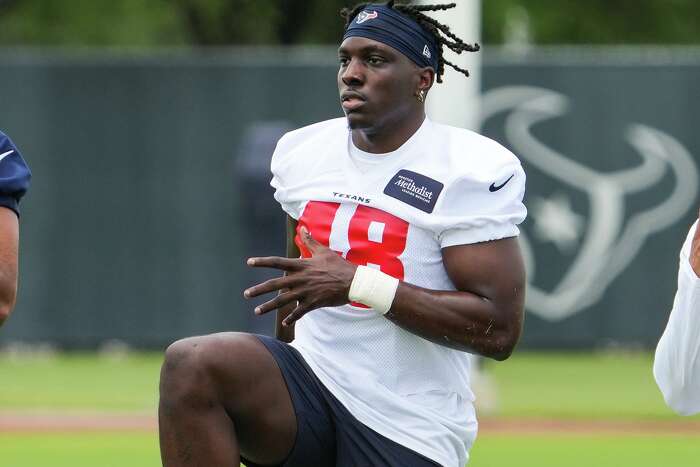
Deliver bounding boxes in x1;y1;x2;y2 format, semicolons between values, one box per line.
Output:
343;4;439;71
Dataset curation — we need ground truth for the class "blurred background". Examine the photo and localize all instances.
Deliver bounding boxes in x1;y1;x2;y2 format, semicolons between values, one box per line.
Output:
1;1;699;466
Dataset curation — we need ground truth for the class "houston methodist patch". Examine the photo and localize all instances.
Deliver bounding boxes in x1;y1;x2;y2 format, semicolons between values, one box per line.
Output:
383;170;444;214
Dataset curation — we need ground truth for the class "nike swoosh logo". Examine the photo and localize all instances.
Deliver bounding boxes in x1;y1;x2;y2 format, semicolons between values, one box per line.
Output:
489;174;514;192
0;150;14;162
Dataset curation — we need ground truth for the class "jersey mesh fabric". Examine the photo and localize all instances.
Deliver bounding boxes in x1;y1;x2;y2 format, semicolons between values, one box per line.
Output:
292;201;476;467
271;117;526;467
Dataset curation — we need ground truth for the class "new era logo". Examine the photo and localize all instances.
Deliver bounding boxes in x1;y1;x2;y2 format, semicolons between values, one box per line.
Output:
423;45;431;59
356;10;378;24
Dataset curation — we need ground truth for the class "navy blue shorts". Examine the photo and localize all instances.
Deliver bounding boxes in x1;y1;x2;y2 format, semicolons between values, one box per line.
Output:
242;334;441;467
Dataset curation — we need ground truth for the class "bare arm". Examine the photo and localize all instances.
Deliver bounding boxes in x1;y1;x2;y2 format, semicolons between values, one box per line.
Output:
0;207;19;327
246;226;525;360
273;216;300;343
386;238;524;360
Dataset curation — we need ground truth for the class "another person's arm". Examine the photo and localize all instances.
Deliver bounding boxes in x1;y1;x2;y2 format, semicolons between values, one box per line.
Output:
0;131;30;328
0;207;18;326
653;216;700;415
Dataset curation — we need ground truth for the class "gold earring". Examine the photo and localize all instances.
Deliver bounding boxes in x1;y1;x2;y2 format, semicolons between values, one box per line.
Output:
416;90;425;103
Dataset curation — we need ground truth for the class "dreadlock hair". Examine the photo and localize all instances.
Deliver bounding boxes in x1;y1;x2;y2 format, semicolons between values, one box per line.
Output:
340;1;480;83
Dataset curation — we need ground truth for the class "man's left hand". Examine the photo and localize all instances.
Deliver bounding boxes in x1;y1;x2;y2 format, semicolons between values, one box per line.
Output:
244;227;357;326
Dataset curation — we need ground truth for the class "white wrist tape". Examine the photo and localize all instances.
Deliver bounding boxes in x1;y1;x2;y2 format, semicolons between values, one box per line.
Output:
348;265;399;315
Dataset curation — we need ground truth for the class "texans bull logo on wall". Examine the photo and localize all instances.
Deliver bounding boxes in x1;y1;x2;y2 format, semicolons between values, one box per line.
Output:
479;86;698;322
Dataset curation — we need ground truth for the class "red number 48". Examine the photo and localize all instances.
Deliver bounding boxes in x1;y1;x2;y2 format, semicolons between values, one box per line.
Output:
296;201;409;282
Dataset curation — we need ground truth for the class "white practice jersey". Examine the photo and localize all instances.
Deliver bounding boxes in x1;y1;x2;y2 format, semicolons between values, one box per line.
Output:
654;221;700;416
271;117;526;467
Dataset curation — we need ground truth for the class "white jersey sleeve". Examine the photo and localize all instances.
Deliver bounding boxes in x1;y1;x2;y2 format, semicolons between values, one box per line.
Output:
653;220;700;415
437;159;526;248
431;125;527;248
270;130;301;219
270;118;347;220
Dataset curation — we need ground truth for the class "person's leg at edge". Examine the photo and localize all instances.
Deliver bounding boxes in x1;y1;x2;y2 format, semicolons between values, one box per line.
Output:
158;332;297;467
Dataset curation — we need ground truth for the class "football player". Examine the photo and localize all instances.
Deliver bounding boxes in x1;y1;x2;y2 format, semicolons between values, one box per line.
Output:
654;210;700;415
159;2;527;466
0;130;31;327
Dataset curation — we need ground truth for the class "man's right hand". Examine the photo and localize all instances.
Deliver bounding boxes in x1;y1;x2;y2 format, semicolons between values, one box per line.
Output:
690;208;700;278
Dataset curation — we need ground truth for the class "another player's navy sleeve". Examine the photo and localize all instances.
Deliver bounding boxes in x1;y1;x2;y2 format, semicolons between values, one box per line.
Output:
0;130;31;216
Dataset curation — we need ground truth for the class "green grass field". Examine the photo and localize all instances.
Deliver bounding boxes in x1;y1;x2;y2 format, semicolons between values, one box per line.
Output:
483;351;684;420
2;433;160;467
1;350;699;466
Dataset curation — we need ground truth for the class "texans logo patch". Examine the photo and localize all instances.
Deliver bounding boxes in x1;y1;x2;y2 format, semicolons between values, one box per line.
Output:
356;10;378;24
